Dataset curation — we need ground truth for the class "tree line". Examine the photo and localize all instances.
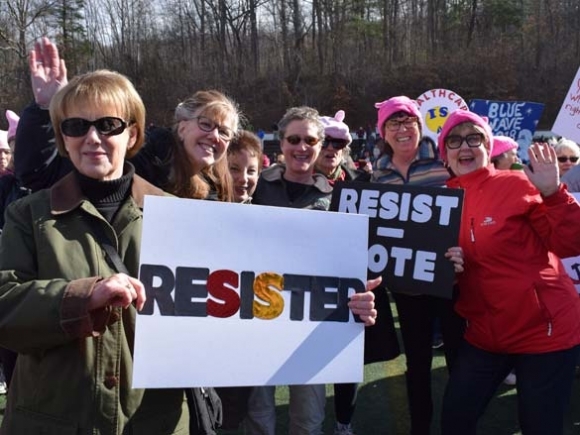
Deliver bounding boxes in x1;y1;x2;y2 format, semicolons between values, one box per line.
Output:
1;0;579;132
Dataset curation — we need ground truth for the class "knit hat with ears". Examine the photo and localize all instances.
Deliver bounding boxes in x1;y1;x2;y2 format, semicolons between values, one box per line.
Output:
0;110;20;150
320;110;353;144
437;109;494;162
374;96;423;139
491;135;518;159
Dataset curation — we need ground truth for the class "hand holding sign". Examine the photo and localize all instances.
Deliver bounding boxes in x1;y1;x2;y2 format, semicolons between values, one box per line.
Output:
444;247;464;274
348;276;381;326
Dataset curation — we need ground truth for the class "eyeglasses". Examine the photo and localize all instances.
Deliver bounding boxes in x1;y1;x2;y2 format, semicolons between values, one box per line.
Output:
61;117;128;137
284;135;320;146
445;133;485;149
557;156;579;163
192;116;234;141
385;117;419;132
322;138;349;150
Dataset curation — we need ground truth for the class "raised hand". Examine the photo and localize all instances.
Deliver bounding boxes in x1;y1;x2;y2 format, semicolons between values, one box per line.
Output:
523;142;560;197
29;37;68;109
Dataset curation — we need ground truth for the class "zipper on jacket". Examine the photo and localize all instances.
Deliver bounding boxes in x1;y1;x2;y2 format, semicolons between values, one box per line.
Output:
547;321;553;336
470;217;475;242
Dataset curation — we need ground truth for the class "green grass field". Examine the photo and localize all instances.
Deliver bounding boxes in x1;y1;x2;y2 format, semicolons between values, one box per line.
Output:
2;314;580;434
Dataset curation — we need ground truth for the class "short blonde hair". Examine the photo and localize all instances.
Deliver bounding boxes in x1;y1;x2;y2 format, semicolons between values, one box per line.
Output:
50;69;146;158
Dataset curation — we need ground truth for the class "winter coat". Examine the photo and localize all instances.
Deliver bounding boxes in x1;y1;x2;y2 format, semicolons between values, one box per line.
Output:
252;164;332;210
0;172;189;435
371;137;449;186
447;165;580;354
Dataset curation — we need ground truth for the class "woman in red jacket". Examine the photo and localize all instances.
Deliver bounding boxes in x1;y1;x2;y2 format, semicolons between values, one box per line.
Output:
438;109;580;435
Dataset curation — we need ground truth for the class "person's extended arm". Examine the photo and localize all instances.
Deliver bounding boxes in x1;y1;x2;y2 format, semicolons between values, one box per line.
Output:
14;37;72;191
524;143;580;258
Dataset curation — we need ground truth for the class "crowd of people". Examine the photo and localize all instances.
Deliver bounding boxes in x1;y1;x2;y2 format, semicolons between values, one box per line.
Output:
0;36;580;435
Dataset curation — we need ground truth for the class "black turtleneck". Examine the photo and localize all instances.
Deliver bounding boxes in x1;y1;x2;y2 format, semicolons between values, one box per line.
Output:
74;163;135;223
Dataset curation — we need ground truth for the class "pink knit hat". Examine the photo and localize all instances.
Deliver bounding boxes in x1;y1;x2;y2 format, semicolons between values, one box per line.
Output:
491;135;518;159
320;110;352;144
437;109;494;162
0;110;20;150
374;96;422;139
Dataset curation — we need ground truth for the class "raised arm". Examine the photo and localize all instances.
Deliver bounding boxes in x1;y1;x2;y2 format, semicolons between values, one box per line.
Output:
14;37;72;191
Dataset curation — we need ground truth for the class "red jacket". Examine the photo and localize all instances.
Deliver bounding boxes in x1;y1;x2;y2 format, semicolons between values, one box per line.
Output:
447;166;580;354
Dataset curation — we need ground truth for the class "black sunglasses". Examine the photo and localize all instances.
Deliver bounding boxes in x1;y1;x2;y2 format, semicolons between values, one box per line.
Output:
445;133;484;149
61;117;128;137
284;135;320;146
557;156;579;163
322;138;349;150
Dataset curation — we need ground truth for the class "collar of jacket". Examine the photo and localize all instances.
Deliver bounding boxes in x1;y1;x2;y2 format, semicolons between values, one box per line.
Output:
446;164;497;189
50;169;167;215
261;164;333;194
376;136;439;170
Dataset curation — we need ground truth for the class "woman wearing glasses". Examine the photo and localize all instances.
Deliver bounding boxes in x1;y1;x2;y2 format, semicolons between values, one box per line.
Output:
371;96;465;435
438;110;580;435
553;137;580;176
314;110;370;185
250;106;379;435
0;70;189;434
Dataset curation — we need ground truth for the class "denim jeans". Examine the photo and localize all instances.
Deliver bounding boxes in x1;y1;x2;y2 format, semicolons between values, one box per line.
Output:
441;341;579;435
244;384;325;435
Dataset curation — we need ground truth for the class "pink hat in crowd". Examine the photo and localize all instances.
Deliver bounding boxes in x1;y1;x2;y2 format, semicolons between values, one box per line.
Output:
437;109;494;162
320;110;352;144
491;135;518;159
374;96;422;139
0;110;20;150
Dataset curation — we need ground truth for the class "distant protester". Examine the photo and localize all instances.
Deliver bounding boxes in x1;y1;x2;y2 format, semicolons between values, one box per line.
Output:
490;135;520;170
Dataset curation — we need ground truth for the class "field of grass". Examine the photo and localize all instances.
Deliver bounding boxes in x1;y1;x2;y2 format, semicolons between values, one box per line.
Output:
2;312;580;434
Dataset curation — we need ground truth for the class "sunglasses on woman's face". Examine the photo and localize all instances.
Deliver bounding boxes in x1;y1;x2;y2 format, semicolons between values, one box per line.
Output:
322;138;349;150
557;156;579;163
284;135;320;146
61;117;128;137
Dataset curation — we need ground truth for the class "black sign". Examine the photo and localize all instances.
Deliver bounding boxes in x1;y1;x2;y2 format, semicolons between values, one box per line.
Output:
330;181;464;299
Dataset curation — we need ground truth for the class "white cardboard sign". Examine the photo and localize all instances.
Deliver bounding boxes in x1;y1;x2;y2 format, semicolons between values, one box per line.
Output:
560;192;580;293
553;65;580;143
132;196;370;388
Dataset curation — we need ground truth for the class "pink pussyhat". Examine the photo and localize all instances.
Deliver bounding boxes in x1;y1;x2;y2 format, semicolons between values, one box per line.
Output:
491;135;518;159
0;110;20;150
374;96;422;139
320;110;352;144
437;109;494;162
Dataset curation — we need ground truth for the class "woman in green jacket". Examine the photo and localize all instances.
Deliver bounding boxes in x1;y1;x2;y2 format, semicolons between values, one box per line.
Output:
0;70;188;434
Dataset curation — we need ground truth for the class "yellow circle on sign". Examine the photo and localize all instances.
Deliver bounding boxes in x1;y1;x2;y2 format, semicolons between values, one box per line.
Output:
424;106;449;134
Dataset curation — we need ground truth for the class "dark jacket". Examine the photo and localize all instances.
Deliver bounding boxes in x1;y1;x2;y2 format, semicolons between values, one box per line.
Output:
0;172;188;435
0;173;30;230
252;164;332;210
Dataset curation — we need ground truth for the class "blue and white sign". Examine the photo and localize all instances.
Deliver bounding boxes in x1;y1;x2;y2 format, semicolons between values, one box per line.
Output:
469;100;544;162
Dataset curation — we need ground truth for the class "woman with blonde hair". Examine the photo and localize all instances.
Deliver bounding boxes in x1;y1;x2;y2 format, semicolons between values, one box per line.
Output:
0;68;189;435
